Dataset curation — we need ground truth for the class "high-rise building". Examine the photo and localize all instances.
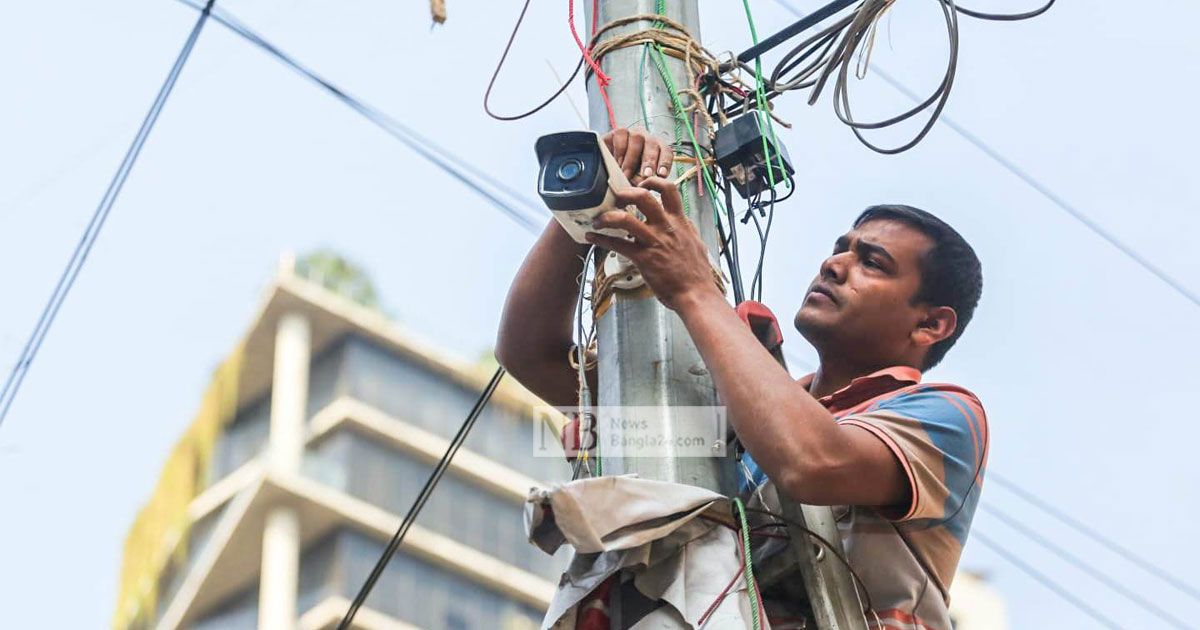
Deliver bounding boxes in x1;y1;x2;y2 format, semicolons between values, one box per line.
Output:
114;256;569;629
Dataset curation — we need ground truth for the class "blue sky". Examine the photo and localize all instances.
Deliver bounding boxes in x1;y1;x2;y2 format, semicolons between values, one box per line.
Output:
1;0;1198;628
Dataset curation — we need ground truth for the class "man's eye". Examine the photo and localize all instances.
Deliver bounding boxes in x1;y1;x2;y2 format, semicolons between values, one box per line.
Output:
864;258;882;269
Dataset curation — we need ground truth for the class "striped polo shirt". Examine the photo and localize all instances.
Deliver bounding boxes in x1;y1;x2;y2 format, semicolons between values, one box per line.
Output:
739;366;989;630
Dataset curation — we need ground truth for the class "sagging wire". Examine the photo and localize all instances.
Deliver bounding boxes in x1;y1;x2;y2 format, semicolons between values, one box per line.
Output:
484;0;585;121
718;0;1054;155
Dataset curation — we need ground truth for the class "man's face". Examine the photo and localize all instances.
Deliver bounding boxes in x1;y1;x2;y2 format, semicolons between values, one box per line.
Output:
795;219;934;367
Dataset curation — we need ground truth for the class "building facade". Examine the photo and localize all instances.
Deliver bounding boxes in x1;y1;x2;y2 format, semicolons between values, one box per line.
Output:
115;258;570;629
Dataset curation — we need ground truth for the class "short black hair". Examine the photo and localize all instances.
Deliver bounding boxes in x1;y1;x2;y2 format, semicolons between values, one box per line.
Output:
854;205;983;370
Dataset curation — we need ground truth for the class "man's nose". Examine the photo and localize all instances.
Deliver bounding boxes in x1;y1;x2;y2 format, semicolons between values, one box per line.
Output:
820;253;849;283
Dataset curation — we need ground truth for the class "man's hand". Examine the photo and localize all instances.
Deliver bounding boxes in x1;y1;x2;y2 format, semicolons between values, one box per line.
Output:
604;128;674;185
585;178;723;311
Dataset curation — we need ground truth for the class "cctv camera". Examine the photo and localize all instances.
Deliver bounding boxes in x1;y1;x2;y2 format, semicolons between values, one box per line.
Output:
535;130;634;244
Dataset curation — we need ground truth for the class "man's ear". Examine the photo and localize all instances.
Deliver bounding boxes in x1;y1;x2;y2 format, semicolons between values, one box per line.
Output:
912;306;957;350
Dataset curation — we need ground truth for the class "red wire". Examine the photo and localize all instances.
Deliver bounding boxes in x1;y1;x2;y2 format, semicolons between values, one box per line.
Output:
698;566;745;626
569;0;617;129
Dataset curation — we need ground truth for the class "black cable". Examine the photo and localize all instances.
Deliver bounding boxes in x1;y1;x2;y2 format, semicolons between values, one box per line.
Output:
734;0;860;64
771;0;1200;309
721;176;747;304
949;0;1056;21
750;189;776;302
829;0;959;155
973;530;1123;630
484;0;586;121
0;0;217;429
338;367;506;629
715;218;745;305
172;0;548;237
980;503;1191;629
989;473;1200;603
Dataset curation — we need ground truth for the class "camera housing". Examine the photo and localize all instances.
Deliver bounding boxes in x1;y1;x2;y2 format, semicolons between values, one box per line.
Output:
535;130;633;243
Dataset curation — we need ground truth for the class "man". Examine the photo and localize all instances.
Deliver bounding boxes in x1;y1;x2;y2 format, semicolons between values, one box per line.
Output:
497;129;986;630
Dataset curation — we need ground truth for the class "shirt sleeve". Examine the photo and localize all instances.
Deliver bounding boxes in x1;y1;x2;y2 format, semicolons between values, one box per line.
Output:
837;386;988;523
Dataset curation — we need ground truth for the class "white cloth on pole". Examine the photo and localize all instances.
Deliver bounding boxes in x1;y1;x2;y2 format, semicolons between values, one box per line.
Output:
525;475;765;629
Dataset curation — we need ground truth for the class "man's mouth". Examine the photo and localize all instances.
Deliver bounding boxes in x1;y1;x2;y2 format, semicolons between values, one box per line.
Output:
807;283;839;305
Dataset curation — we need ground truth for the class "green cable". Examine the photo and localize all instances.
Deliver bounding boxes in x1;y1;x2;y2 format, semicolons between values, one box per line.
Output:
739;0;792;194
639;43;693;218
647;41;726;225
733;497;763;630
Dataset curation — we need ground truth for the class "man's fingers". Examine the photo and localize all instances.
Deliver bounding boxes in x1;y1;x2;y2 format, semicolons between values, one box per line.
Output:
622;132;645;180
592;211;655;244
656;144;674;178
585;232;639;260
641;141;661;181
638;177;685;218
613;187;668;225
609;129;629;167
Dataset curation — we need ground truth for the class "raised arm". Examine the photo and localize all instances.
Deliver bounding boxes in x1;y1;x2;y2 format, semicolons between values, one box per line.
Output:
495;129;675;407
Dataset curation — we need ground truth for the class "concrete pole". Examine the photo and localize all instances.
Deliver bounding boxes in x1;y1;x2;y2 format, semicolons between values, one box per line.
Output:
258;310;311;630
587;1;735;493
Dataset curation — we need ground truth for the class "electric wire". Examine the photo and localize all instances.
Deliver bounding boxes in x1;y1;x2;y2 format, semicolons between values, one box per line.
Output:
337;367;506;629
979;503;1191;629
771;0;1200;308
740;506;877;622
973;529;1123;630
948;0;1056;21
0;0;218;429
989;472;1200;603
173;0;548;237
484;0;585;121
571;247;598;480
735;0;860;64
722;177;748;304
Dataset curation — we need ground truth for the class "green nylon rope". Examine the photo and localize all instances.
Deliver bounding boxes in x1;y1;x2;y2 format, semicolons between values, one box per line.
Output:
733;497;764;630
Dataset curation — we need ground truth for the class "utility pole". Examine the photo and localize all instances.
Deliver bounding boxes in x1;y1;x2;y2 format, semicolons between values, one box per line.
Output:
584;3;869;629
586;0;732;492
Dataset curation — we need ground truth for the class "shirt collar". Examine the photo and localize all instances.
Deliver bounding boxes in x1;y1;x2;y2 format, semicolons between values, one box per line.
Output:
799;365;922;412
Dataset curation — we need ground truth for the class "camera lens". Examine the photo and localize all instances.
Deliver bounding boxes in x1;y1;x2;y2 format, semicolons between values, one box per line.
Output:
557;159;585;182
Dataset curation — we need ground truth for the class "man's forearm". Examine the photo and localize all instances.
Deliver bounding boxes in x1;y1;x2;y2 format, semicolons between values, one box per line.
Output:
496;221;591;407
674;291;847;494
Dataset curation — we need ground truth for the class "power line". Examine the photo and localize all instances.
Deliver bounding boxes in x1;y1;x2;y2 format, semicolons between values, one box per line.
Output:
974;529;1123;630
173;0;548;237
337;366;505;629
980;503;1191;629
990;472;1200;603
0;0;218;429
771;0;1200;309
